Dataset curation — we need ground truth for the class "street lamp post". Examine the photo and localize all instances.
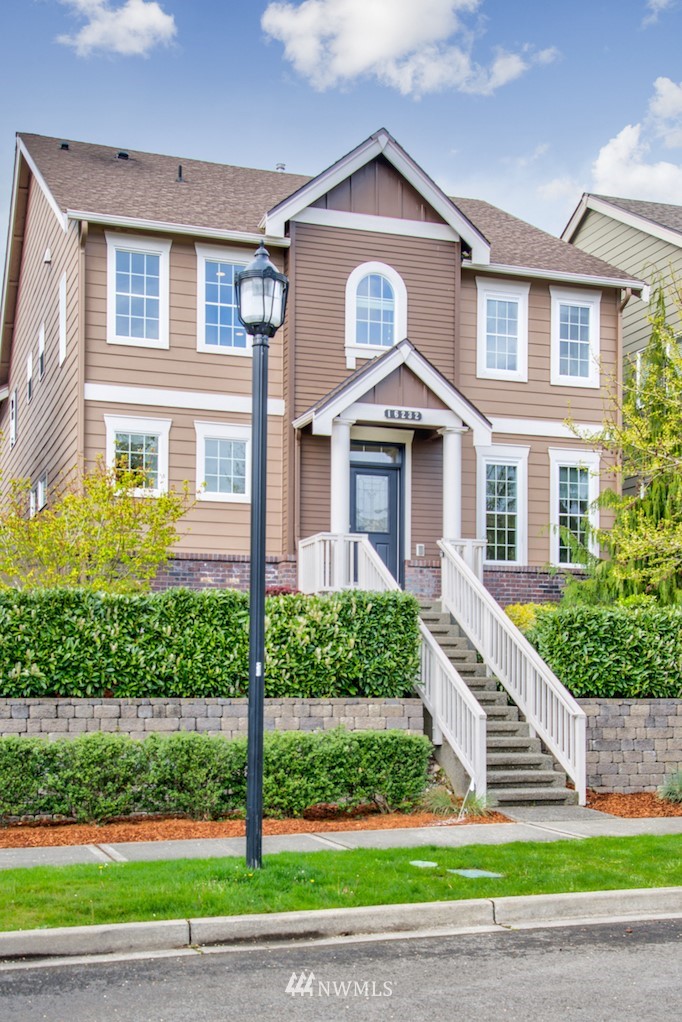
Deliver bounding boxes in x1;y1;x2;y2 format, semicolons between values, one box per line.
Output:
234;243;289;870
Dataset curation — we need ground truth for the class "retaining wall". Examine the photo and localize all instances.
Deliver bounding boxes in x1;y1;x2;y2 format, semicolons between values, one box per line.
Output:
580;698;682;792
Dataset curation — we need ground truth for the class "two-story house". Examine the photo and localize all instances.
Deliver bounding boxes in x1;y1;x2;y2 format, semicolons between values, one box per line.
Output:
0;130;643;603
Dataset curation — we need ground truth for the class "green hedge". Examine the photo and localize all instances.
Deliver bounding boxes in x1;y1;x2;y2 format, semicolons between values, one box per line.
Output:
0;730;432;822
528;605;682;698
0;588;420;698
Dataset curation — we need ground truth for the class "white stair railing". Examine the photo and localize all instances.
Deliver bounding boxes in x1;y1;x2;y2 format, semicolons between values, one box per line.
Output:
298;532;487;795
439;539;586;804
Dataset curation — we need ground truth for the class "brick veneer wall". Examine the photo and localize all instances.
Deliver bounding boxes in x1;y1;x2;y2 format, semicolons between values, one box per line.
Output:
0;698;424;740
483;566;585;606
153;553;297;591
580;699;682;792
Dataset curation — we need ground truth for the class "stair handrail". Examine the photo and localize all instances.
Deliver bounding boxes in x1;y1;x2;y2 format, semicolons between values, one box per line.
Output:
438;539;586;804
297;532;487;794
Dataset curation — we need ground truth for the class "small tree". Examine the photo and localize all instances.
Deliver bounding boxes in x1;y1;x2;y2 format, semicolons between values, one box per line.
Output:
567;285;682;603
0;460;192;592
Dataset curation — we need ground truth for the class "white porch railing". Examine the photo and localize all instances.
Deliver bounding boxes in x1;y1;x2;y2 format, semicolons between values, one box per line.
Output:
439;539;587;804
298;533;487;795
447;539;486;580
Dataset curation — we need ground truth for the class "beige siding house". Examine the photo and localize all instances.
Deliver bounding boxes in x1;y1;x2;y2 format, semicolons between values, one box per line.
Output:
0;130;643;601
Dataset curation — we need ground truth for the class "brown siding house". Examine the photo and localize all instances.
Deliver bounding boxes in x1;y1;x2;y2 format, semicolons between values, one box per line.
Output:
0;130;643;599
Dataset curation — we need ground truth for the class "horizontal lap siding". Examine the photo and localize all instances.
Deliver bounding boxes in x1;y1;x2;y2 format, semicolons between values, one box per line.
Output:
0;178;80;494
85;401;284;556
411;436;442;558
300;433;330;538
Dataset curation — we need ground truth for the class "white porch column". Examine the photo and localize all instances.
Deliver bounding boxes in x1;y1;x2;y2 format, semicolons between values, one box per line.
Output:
440;426;466;541
330;416;354;534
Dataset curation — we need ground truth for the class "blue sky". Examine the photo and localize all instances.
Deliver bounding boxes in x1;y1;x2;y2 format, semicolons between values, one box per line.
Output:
1;0;682;246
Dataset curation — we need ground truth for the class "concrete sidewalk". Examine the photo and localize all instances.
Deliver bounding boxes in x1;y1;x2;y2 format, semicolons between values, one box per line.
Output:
1;806;680;871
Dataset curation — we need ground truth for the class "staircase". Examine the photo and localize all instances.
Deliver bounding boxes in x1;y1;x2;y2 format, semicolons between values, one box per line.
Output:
419;600;578;807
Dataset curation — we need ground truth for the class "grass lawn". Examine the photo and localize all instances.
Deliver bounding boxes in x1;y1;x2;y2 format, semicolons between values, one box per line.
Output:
0;835;680;932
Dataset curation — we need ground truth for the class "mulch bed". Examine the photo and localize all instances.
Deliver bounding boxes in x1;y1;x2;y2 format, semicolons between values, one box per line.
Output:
586;790;682;818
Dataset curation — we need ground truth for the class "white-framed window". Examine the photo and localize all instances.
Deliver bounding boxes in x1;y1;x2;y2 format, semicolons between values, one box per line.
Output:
9;389;17;447
195;421;251;503
104;414;172;496
58;273;67;366
26;352;33;404
106;233;171;349
29;472;48;517
195;244;249;355
476;278;529;382
38;323;45;379
345;261;407;369
548;448;600;566
477;445;529;565
550;287;601;388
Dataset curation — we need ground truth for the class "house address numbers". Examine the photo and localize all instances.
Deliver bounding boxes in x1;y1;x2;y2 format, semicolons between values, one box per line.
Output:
384;408;423;421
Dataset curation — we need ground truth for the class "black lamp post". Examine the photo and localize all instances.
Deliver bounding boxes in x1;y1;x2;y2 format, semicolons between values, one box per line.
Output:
235;243;289;870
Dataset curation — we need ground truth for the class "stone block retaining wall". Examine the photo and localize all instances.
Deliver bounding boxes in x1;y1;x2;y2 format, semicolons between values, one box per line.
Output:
580;699;682;792
0;698;424;741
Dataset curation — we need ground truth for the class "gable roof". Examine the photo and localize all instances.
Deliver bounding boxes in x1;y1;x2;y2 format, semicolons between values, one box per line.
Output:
457;197;642;287
562;193;682;249
293;338;492;445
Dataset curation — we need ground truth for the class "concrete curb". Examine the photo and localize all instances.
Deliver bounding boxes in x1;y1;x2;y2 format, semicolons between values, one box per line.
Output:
0;888;680;961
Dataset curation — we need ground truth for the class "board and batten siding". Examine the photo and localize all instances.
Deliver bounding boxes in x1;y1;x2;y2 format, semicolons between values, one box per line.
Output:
571;209;682;359
0;176;80;495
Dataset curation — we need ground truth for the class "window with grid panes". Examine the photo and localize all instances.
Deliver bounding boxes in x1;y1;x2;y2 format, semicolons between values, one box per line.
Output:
356;273;395;347
486;298;518;372
557;464;590;563
203;438;247;496
203;260;247;350
115;249;160;341
558;302;590;378
485;463;518;561
114;431;160;489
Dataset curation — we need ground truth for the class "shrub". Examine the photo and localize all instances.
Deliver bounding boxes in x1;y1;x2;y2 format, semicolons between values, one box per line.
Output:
0;588;420;699
0;730;431;823
658;771;682;804
527;605;682;698
504;603;555;634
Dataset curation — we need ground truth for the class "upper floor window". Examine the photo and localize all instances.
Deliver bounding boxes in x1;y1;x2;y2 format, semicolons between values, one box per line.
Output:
345;261;407;369
195;245;248;355
548;448;600;565
550;287;601;389
106;233;171;350
104;414;172;496
195;421;251;503
476;278;529;382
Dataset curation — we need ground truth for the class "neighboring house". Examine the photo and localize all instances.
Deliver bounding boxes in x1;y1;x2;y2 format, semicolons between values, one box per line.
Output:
562;194;682;362
0;130;644;603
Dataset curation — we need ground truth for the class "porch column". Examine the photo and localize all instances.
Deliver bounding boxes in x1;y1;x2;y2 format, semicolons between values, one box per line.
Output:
440;426;466;541
330;416;354;533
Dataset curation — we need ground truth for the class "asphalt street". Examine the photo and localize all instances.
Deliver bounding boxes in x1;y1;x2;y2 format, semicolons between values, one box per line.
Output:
0;918;680;1022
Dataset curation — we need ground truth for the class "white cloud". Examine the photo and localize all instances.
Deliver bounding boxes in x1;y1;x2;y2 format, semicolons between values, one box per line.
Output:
648;76;682;147
261;0;557;97
592;122;682;199
57;0;176;57
642;0;676;27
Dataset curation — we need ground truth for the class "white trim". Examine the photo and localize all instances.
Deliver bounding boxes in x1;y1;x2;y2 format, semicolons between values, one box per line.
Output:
464;259;643;293
346;402;462;430
0;385;8;403
85;382;285;416
1;149;26;377
17;139;68;232
491;416;601;439
68;209;290;248
550;286;601;389
194;243;251;357
105;232;171;349
548;447;600;567
9;389;17;446
562;193;682;250
292;207;459;242
475;277;529;383
38;323;45;379
264;129;490;263
345;261;407;369
194;421;251;503
58;272;67;366
26;351;33;403
104;413;172;497
350;425;413;561
476;444;530;566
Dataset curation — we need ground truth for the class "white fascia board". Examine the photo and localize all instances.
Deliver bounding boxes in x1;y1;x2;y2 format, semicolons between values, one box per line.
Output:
0;147;23;373
292;207;459;242
491;416;602;439
17;139;68;232
85;382;285;416
347;402;462;430
561;194;589;242
67;210;290;248
0;385;8;402
563;194;682;250
464;260;644;293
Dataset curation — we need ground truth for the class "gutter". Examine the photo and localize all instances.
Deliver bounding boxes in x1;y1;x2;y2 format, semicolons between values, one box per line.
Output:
66;210;290;248
463;260;644;293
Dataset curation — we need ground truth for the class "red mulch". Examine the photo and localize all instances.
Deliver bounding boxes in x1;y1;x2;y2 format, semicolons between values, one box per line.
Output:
586;790;682;818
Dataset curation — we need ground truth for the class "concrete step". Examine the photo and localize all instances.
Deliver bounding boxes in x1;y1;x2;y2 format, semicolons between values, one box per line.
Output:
487;753;553;769
483;704;520;721
470;691;509;707
485;719;529;734
491;787;579;806
487;769;565;788
486;735;542;751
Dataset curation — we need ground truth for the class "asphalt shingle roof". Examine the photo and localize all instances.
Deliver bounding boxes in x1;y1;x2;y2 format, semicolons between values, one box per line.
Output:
591;194;682;237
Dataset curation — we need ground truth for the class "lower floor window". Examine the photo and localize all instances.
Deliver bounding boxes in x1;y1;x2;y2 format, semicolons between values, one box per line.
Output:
549;448;599;566
114;431;160;490
104;414;172;496
485;463;517;562
557;465;590;563
204;438;247;496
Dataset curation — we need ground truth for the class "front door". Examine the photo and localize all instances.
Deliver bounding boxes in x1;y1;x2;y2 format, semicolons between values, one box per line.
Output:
350;443;403;584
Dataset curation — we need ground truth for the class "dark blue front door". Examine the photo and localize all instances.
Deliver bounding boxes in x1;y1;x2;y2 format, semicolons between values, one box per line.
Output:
350;443;403;584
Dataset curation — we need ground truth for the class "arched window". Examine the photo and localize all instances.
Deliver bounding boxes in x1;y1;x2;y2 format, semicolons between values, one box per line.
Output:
345;262;407;368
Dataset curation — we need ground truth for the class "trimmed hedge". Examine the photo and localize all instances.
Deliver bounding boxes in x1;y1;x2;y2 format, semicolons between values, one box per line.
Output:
528;605;682;698
0;588;420;699
0;730;432;822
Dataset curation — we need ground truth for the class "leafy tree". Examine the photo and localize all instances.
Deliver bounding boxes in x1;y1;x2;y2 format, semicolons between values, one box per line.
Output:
566;285;682;604
0;460;192;592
